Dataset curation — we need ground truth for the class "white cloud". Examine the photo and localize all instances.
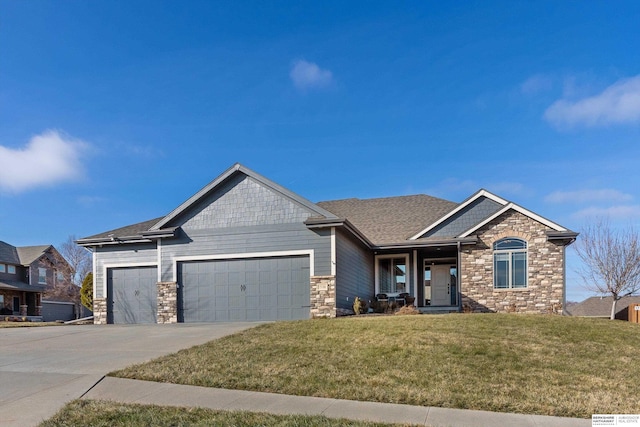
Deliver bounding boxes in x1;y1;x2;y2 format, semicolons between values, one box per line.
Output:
544;75;640;127
290;60;333;91
572;205;640;220
545;189;634;204
520;74;553;95
0;130;87;193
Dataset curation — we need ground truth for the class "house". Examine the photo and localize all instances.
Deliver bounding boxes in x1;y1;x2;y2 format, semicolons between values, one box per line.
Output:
77;163;578;324
566;295;640;320
0;242;71;318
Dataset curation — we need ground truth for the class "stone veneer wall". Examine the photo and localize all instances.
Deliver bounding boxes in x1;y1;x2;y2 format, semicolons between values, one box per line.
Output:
157;282;178;324
310;276;336;318
93;298;107;324
460;210;565;314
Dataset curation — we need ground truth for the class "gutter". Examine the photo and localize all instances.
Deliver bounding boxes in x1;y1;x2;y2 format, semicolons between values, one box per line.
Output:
76;227;179;247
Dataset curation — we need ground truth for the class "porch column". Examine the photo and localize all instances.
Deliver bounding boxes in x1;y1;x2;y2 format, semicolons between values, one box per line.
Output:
36;293;42;316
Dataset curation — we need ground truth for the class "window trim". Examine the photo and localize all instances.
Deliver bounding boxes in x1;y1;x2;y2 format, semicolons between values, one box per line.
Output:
38;267;47;285
493;238;528;290
375;253;410;296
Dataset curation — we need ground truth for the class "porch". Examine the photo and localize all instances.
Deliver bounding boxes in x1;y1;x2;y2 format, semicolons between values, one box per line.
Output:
374;245;461;312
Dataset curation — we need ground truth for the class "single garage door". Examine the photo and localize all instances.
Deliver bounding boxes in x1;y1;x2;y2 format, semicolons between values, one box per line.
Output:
178;256;310;322
107;266;158;324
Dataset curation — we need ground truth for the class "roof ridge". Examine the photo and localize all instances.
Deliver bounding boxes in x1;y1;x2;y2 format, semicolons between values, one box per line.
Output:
318;193;454;204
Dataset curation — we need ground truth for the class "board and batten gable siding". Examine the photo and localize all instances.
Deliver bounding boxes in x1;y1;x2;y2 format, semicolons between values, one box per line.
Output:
423;197;503;239
93;243;157;299
335;228;374;310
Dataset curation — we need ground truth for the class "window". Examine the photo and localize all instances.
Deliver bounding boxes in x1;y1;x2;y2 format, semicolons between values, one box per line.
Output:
0;264;5;273
38;267;47;284
377;256;408;294
493;238;527;289
7;265;15;274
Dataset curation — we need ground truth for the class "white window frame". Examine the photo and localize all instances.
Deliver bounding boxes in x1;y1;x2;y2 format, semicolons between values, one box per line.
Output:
374;253;410;296
493;238;528;290
7;265;16;274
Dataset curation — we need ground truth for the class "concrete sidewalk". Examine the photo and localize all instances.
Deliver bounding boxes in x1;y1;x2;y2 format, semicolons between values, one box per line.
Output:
82;376;591;427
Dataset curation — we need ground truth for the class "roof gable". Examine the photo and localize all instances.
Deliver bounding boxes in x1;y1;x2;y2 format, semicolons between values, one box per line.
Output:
458;202;567;237
420;196;504;239
16;245;53;265
152;163;337;231
411;189;568;240
410;190;508;240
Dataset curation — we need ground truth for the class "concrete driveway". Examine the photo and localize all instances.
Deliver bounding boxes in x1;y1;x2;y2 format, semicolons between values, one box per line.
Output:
0;322;261;427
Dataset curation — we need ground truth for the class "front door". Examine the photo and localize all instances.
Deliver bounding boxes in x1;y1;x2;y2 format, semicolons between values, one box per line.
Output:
431;264;458;306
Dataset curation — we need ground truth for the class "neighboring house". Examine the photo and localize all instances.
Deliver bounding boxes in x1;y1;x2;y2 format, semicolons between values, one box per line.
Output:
566;295;640;320
0;242;71;317
77;163;578;325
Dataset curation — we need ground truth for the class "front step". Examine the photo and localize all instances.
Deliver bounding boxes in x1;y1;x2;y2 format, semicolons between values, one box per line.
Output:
418;307;460;314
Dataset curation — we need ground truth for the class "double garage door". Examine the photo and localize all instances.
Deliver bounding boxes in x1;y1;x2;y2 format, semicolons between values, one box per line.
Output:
107;255;310;324
178;256;310;322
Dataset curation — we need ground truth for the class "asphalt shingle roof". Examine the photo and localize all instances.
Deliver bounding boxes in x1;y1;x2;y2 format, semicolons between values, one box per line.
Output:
0;241;20;264
82;217;164;240
567;295;640;317
317;195;458;245
16;245;52;265
0;242;51;265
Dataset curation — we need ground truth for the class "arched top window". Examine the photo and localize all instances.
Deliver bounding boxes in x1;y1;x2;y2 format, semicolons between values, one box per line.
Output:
493;238;528;289
493;238;527;251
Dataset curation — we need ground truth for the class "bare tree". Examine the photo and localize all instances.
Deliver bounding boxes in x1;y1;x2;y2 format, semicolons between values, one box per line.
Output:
574;218;640;319
59;235;92;287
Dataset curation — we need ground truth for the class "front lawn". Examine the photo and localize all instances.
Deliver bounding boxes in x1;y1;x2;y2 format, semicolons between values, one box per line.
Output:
111;314;640;418
40;400;414;427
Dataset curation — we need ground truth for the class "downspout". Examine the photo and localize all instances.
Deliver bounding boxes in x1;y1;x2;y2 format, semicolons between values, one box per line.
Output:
562;245;567;316
457;241;462;311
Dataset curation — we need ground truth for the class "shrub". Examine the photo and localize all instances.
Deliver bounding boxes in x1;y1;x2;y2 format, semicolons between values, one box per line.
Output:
352;297;368;315
80;272;93;311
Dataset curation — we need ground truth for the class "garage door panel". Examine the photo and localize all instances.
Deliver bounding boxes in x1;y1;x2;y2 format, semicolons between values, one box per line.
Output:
108;266;158;324
179;256;309;322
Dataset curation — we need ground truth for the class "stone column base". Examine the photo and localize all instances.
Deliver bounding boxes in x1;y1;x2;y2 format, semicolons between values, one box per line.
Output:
19;304;28;316
93;298;107;324
157;282;178;324
310;276;336;318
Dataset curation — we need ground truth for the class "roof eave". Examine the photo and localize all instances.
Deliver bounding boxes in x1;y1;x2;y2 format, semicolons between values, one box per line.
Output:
305;217;374;248
374;236;478;251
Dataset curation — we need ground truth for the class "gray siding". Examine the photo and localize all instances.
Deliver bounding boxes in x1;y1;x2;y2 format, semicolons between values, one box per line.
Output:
161;224;331;281
174;174;313;230
335;229;374;309
94;243;157;299
425;197;503;238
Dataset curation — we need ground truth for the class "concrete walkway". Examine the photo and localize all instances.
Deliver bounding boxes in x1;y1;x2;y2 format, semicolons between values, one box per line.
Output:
83;376;591;427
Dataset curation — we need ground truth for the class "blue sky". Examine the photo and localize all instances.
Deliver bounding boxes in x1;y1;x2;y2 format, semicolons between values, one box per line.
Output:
1;1;639;301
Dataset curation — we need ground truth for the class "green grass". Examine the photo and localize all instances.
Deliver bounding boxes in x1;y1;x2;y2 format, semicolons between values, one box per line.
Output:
40;400;415;427
111;314;640;418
